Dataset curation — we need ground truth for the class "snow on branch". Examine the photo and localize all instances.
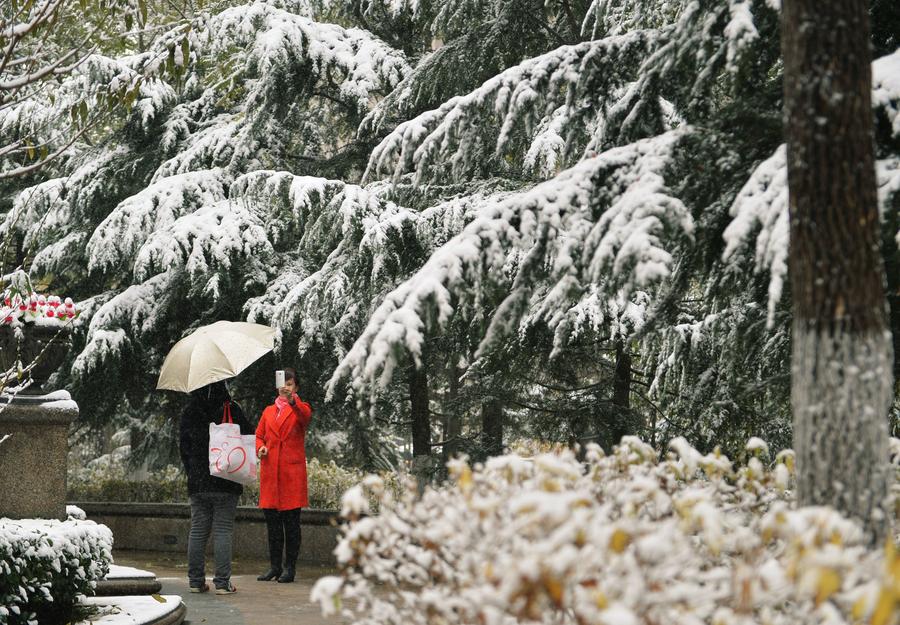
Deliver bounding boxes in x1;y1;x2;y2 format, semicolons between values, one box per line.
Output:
133;200;272;294
236;171;513;369
87;169;229;275
73;273;176;379
721;145;787;326
145;3;410;178
234;170;422;348
151;116;243;181
230;169;376;249
582;0;694;41
363;31;659;185
331;130;691;395
0;49;175;175
197;2;410;111
723;146;900;326
0;177;69;244
873;48;900;139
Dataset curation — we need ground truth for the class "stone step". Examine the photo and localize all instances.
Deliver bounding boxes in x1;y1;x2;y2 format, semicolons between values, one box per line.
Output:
95;565;162;596
77;595;186;625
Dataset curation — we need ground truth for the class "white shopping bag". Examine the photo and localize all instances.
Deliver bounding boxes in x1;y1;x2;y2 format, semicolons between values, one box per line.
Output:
209;401;258;485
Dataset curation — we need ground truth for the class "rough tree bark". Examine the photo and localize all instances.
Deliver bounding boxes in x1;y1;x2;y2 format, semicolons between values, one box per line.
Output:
441;362;462;466
409;365;432;492
611;341;633;446
783;0;894;543
481;398;503;459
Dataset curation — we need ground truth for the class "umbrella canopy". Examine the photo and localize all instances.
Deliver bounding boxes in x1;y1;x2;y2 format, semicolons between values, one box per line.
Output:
157;321;275;393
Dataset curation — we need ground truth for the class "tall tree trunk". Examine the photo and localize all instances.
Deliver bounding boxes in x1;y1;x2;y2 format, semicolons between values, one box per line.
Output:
442;363;462;467
783;0;893;543
610;341;633;448
409;365;431;493
481;398;503;459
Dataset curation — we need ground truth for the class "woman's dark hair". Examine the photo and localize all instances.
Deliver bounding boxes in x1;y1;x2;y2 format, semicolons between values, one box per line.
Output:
283;367;298;385
189;380;230;408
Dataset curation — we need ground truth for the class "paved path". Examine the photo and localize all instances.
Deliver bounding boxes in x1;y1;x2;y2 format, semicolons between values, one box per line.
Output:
113;551;345;625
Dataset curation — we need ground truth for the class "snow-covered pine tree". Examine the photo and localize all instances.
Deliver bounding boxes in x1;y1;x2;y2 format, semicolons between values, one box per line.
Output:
0;0;413;459
329;0;900;458
3;0;898;469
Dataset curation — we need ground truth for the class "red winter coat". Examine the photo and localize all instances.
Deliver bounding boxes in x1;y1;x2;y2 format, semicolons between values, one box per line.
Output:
255;395;312;510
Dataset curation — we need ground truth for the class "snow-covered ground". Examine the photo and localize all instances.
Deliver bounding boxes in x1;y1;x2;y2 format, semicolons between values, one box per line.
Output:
78;595;183;625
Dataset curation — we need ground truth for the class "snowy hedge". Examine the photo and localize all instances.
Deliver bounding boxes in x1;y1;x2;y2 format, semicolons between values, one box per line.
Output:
312;437;900;625
0;513;112;625
68;454;401;511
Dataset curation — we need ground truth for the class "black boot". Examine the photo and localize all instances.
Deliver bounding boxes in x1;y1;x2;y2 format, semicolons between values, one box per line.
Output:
278;509;300;583
277;565;295;583
257;567;281;581
258;510;283;581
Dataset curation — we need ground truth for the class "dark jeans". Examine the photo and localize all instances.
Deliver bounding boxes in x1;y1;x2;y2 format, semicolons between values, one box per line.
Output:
187;491;239;588
263;508;301;569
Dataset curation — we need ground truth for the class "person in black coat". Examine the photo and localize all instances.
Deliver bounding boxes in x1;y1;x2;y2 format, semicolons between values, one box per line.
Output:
179;381;252;594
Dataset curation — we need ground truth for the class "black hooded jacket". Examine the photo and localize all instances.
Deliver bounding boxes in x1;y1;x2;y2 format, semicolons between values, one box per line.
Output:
179;382;253;496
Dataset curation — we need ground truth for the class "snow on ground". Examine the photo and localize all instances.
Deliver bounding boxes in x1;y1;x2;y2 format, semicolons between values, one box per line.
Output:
104;565;157;580
77;595;182;625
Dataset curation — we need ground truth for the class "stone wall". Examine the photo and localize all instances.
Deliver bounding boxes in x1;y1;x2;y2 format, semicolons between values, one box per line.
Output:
74;502;341;565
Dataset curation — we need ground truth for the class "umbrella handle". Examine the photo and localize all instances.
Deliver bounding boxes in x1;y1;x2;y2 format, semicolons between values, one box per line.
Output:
222;401;233;424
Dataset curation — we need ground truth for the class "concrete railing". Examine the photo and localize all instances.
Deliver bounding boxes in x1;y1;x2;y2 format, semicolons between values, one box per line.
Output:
73;502;342;565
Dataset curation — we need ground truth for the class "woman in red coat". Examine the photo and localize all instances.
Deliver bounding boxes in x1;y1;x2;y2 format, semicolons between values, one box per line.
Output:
255;367;312;583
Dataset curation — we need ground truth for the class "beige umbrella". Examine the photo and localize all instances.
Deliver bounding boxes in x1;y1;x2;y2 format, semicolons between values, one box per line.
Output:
157;321;275;393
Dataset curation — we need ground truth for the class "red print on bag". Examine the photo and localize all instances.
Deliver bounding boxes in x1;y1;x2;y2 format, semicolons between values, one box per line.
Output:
211;434;248;473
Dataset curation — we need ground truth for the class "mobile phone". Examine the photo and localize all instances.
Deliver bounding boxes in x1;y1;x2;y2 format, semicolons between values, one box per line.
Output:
275;370;286;388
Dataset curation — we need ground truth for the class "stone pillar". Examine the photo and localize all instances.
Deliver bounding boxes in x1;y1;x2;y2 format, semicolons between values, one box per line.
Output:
0;391;78;520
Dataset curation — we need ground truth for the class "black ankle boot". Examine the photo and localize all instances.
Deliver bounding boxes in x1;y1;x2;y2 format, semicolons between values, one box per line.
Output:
276;566;295;583
257;568;282;581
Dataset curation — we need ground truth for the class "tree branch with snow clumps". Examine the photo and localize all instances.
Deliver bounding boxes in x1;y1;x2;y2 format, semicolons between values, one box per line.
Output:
364;31;660;185
196;2;410;112
87;169;230;275
331;130;693;395
872;48;900;139
723;151;900;328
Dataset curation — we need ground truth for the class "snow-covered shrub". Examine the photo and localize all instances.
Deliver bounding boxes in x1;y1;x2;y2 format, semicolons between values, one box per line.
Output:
0;515;112;625
68;456;401;511
306;459;403;513
312;437;900;625
67;461;188;505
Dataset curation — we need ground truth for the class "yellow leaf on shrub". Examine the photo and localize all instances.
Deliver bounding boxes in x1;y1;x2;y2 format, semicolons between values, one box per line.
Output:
815;568;840;606
871;588;895;625
543;575;564;606
851;594;868;620
457;466;473;491
594;590;608;609
609;529;630;553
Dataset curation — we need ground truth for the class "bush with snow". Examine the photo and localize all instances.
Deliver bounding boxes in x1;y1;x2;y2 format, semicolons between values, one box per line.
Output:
67;454;401;511
0;513;112;625
312;437;900;625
